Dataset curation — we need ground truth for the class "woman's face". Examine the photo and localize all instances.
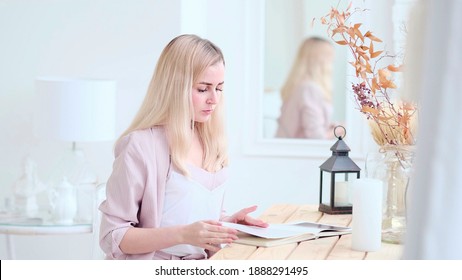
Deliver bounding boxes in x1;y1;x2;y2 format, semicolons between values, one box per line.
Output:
192;62;225;123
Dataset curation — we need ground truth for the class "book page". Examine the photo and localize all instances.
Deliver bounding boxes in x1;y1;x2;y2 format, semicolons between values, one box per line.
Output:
222;221;350;239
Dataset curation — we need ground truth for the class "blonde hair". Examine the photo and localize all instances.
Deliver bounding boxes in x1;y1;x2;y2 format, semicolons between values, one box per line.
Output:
118;34;228;174
280;37;334;102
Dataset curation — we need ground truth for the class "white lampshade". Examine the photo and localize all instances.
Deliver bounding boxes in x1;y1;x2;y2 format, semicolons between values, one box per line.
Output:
35;77;116;224
36;77;116;142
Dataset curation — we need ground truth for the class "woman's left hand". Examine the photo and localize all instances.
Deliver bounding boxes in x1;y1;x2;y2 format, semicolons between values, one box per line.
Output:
221;205;268;228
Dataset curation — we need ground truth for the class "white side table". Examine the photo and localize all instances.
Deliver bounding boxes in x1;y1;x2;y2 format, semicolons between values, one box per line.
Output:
0;217;92;259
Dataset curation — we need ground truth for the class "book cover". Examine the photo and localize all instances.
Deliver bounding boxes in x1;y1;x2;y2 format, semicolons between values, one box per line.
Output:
222;221;351;247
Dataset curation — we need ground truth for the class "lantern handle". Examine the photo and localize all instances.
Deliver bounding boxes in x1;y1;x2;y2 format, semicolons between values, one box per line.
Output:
334;125;346;140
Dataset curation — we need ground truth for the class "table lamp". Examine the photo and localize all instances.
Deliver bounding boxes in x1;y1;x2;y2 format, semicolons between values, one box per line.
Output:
36;77;116;222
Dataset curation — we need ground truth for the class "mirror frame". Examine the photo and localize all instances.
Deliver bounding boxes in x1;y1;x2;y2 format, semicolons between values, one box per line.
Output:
242;0;369;159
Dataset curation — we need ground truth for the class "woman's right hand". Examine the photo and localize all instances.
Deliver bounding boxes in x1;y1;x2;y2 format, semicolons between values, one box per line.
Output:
181;220;238;252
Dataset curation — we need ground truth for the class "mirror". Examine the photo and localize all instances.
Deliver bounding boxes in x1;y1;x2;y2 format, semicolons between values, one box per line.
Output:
242;0;387;158
263;0;348;139
242;0;408;157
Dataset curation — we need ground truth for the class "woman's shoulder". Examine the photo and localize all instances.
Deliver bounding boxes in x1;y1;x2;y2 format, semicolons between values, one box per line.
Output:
116;126;167;154
292;81;323;101
125;126;166;141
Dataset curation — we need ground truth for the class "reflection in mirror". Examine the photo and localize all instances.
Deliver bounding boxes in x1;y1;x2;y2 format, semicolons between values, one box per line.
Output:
263;0;348;139
274;37;336;139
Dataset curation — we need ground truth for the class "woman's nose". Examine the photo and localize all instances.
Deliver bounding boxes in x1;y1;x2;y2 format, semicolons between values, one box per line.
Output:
207;90;218;104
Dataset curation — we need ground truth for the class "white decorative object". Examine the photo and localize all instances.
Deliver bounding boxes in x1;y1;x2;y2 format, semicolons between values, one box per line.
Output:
351;178;383;252
13;157;46;217
51;177;77;225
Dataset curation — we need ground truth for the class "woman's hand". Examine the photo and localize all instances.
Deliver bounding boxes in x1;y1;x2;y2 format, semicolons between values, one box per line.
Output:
181;220;238;252
221;205;269;228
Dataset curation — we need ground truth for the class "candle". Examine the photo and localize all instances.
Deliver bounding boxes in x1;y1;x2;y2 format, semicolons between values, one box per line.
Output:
351;178;383;252
335;181;349;205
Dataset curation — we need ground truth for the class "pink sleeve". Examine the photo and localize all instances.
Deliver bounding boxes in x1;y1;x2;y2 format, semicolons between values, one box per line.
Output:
99;133;148;259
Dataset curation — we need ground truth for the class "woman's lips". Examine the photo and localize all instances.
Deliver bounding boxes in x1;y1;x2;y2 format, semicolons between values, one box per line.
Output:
202;109;214;115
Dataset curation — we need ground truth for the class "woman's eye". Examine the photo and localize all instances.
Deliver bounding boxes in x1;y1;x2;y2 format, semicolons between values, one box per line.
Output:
216;88;223;92
198;88;207;93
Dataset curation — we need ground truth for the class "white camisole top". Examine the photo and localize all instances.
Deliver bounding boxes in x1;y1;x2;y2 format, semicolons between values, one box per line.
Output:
159;164;228;258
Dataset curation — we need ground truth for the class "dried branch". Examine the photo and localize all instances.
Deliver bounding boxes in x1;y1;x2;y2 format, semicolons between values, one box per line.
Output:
319;2;418;146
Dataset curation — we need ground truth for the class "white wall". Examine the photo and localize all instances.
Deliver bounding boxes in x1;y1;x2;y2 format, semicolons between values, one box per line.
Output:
0;0;393;259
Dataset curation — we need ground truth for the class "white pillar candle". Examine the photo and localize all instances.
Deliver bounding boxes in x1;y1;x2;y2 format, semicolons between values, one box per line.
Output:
351;178;383;252
335;181;349;205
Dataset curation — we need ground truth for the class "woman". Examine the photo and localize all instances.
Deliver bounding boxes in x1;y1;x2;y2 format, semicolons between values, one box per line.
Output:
99;34;267;260
275;37;336;139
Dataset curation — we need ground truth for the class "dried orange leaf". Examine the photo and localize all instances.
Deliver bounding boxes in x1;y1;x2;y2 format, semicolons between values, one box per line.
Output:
332;27;347;34
347;1;353;11
399;114;411;125
360;52;370;61
380;79;397;89
372;77;380;93
329;8;336;19
367;33;383;42
355;28;364;42
348;27;355;38
387;64;403;72
401;102;416;111
371;50;383;58
378;69;397;88
356;46;366;54
355;63;361;74
335;40;348;45
338;13;345;25
377;115;394;122
378;69;391;82
361;106;379;116
366;62;373;74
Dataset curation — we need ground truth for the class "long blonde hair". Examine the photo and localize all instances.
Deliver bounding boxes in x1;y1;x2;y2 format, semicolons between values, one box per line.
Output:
280;37;334;102
118;34;228;174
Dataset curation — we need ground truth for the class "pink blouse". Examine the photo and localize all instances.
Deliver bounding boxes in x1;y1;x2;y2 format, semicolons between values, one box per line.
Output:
275;81;334;139
99;126;170;260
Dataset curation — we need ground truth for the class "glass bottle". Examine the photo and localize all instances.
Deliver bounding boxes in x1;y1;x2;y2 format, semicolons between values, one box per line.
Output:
366;145;415;244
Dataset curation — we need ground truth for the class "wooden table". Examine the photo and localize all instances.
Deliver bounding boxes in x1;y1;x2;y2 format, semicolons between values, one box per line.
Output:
211;204;403;260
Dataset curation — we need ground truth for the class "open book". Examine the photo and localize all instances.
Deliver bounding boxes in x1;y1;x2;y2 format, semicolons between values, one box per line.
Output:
222;221;351;247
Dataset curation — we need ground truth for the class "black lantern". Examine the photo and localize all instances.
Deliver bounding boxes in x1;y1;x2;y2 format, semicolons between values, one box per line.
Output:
319;126;360;214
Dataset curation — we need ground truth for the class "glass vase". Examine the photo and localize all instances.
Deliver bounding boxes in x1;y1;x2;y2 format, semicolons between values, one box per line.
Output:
366;145;415;244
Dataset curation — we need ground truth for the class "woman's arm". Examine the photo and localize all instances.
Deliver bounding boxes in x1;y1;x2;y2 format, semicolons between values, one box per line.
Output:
120;220;238;254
